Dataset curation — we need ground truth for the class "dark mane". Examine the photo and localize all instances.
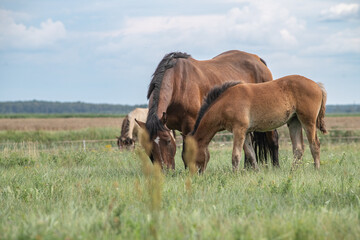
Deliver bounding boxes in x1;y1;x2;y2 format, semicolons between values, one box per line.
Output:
120;115;130;138
146;52;191;138
191;81;242;135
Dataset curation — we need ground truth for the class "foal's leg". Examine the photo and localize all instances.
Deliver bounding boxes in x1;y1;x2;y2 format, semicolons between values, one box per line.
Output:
303;124;321;169
232;128;247;171
288;118;304;169
243;133;259;170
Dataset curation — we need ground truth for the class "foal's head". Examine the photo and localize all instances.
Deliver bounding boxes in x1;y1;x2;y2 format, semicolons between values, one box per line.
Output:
183;135;209;173
136;113;176;169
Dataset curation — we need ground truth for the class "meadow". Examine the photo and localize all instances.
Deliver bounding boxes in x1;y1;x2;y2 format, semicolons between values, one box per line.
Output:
0;116;360;239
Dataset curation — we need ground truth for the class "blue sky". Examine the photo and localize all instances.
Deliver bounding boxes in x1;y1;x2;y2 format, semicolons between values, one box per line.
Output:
0;0;359;105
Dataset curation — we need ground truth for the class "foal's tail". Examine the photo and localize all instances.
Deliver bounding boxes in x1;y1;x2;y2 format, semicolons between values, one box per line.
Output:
316;82;328;134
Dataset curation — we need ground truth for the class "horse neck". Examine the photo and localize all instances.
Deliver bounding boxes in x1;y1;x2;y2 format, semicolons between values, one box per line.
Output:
120;116;130;139
193;110;222;148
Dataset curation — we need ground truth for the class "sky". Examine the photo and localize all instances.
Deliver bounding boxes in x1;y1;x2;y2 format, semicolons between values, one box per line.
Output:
0;0;359;105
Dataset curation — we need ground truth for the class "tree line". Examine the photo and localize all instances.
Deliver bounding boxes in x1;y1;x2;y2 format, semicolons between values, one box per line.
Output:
0;100;359;115
0;100;147;114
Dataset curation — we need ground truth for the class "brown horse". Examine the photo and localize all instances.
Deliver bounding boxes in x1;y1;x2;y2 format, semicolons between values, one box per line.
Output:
186;75;328;173
137;50;279;169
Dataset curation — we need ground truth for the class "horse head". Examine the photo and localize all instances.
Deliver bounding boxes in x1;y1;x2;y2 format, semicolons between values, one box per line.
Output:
116;136;135;150
183;134;209;174
135;113;176;169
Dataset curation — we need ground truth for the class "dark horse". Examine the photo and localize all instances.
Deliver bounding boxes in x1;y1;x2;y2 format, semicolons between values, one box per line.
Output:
137;50;279;169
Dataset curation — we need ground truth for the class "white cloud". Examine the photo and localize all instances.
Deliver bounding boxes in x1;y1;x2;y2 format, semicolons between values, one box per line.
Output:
321;3;359;20
280;29;298;45
96;3;305;54
305;28;360;54
0;9;66;49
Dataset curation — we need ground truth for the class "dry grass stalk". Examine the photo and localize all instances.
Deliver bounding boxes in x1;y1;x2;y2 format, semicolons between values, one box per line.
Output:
136;128;164;239
184;136;198;175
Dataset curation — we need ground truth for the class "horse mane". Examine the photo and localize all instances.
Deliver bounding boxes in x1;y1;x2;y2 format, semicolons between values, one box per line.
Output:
146;52;191;138
120;115;130;139
191;81;243;135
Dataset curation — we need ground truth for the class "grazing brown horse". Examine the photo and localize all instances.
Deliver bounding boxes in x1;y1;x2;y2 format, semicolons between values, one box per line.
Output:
186;75;328;173
117;108;148;149
137;50;279;169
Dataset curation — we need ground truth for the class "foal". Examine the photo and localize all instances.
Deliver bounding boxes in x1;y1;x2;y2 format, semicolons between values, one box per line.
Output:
187;75;327;173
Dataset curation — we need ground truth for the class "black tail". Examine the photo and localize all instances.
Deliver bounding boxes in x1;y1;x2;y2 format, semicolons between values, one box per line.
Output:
252;130;279;166
253;132;270;164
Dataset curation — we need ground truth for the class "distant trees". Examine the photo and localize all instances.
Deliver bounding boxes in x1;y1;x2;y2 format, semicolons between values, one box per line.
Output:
0;100;359;115
0;100;147;114
326;105;360;114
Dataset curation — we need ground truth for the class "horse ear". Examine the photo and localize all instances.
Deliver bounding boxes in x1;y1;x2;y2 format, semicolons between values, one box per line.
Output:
135;118;146;129
161;112;167;125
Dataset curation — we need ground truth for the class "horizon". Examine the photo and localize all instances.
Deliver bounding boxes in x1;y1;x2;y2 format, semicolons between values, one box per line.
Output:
1;99;360;106
0;1;359;105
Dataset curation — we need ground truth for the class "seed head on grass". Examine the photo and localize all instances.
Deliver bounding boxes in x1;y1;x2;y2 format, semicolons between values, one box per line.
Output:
136;129;153;177
138;128;152;157
135;127;164;239
184;136;198;175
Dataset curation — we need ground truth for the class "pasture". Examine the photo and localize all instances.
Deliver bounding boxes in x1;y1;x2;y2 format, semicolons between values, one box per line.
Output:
1;116;360;239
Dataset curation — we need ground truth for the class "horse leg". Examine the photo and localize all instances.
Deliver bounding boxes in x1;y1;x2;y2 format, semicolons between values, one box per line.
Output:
288;117;304;169
244;133;255;168
243;133;259;170
181;137;188;169
266;130;280;167
303;124;321;169
232;128;246;171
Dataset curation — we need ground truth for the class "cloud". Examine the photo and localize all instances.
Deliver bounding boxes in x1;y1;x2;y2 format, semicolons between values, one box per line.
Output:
280;29;298;45
321;3;359;20
96;4;305;55
305;28;360;55
0;9;66;49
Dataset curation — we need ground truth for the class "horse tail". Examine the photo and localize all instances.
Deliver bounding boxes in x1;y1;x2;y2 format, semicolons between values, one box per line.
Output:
316;82;328;134
252;132;270;164
120;115;130;138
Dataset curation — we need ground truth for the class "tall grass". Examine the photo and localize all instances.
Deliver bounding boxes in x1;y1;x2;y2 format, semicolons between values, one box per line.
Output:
0;141;360;239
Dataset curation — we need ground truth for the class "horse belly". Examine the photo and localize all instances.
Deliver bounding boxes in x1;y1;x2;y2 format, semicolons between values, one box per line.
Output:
248;104;294;132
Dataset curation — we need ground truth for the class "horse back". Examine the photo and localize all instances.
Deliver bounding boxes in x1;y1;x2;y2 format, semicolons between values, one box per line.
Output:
152;50;273;132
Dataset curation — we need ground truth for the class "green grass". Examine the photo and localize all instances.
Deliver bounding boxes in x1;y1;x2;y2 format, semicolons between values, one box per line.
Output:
1;142;360;239
0;128;121;144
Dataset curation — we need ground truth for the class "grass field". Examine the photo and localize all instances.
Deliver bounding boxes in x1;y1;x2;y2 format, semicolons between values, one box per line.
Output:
1;141;360;239
0;116;360;144
1;116;360;239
